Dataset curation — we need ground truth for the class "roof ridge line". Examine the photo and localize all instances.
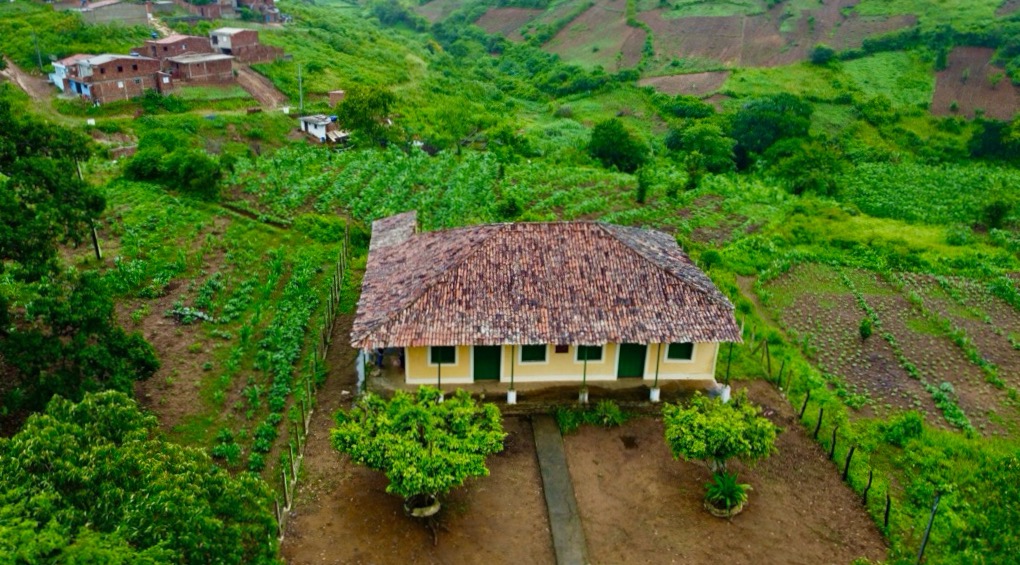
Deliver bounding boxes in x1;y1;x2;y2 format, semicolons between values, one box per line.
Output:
351;224;504;345
597;224;731;308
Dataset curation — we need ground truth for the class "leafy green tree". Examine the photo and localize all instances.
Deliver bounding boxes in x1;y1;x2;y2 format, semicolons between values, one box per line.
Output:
331;387;505;514
0;391;279;563
667;122;736;173
809;43;836;65
1;272;159;413
764;138;845;196
337;86;397;145
730;93;812;166
587;118;649;173
0;95;104;281
663;389;777;472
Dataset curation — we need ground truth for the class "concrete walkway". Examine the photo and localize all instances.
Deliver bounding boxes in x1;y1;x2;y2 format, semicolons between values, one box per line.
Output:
532;415;589;565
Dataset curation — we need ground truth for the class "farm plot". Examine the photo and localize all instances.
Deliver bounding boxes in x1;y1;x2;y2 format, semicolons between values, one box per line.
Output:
544;0;646;71
639;12;744;67
91;180;341;479
413;0;464;23
764;264;938;422
637;70;730;96
562;380;888;564
638;0;914;70
931;47;1020;120
900;274;1020;391
844;270;1015;436
475;7;543;40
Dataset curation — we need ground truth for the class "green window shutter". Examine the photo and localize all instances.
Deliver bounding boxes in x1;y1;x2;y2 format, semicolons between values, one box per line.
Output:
430;346;456;364
576;345;603;362
521;345;547;362
667;342;694;360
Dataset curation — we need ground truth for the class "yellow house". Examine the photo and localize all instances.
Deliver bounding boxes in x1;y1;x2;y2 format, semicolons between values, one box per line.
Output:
351;212;741;389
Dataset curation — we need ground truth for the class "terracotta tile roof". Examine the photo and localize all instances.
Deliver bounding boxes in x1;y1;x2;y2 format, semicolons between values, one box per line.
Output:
351;213;741;349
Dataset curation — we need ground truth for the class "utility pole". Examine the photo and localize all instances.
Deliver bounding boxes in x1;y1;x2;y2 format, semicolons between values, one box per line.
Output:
32;31;43;73
297;63;303;113
76;160;102;261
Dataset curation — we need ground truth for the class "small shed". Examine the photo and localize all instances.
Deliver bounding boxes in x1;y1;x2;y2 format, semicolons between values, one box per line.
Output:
298;114;335;142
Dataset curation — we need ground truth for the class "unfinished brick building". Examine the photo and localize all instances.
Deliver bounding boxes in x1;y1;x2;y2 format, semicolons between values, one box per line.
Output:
66;54;171;104
209;28;283;64
167;53;235;84
138;34;214;63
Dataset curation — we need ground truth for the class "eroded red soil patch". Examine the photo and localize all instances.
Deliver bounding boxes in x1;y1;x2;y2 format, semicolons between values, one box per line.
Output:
475;7;542;40
931;47;1020;120
638;70;730;96
545;0;645;70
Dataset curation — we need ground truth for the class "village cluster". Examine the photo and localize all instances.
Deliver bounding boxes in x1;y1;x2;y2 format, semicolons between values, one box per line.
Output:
49;28;280;104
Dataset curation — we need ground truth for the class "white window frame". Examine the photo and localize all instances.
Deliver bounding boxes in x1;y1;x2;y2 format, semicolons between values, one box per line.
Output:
665;342;696;363
427;346;457;367
574;345;604;363
518;344;549;365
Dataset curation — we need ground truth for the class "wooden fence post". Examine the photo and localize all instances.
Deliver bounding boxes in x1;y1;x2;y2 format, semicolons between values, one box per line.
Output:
289;442;298;482
842;445;856;482
829;425;839;459
917;492;941;564
813;407;824;439
799;390;811;419
764;341;772;378
282;468;291;510
884;492;891;531
863;468;874;506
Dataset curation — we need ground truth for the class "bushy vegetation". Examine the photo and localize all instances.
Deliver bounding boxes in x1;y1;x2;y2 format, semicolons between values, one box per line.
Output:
2;0;1020;561
331;387;505;505
0;391;278;563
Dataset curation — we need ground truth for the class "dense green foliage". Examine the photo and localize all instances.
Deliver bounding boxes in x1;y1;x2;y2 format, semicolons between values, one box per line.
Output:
663;390;778;472
0;392;279;563
331;387;505;501
587;118;649;173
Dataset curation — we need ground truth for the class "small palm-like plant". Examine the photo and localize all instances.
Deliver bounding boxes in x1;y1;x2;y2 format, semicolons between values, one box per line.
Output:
704;471;751;512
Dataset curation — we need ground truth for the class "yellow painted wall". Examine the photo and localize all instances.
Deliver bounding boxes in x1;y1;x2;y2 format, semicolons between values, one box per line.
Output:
405;342;720;384
406;345;473;384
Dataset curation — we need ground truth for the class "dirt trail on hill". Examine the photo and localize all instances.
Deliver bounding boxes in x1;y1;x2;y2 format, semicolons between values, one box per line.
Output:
1;58;52;102
235;66;288;108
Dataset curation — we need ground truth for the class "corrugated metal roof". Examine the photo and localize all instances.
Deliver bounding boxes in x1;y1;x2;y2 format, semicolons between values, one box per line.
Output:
351;214;741;348
167;53;234;64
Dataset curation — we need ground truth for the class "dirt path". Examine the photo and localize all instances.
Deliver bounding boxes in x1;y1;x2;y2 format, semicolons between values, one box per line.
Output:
236;65;288;108
1;57;52;102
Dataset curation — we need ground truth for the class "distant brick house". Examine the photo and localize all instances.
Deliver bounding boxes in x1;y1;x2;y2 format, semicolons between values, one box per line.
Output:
138;35;214;63
237;0;282;22
49;54;92;93
167;53;235;84
67;54;171;104
209;28;283;64
352;212;741;388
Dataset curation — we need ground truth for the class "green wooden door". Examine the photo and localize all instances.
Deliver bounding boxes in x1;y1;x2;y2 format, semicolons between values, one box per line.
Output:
617;343;647;379
473;346;501;381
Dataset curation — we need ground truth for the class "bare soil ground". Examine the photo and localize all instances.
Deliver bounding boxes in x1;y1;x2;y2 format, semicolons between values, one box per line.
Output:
638;0;914;69
413;0;464;24
931;47;1020;120
281;321;554;565
638;70;731;96
236;65;289;108
563;380;888;564
998;0;1020;16
545;0;645;71
765;264;939;424
475;7;542;40
0;57;53;102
